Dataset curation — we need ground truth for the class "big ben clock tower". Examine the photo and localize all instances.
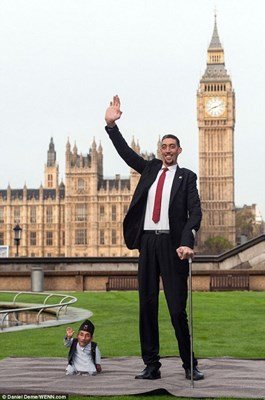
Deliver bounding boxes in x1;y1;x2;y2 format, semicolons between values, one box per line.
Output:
197;16;236;248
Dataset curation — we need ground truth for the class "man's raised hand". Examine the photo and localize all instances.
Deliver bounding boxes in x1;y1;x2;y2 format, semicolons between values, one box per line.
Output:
105;95;122;127
66;327;74;339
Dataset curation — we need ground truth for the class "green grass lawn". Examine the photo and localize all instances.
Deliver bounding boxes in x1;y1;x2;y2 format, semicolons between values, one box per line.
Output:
0;290;264;400
0;291;264;359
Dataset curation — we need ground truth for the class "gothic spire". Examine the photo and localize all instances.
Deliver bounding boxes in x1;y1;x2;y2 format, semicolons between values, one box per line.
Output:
73;141;78;154
47;137;56;167
92;136;97;151
201;14;230;81
66;137;71;152
209;13;222;49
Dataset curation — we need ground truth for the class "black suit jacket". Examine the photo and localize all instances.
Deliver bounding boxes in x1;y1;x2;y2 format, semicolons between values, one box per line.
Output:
106;125;202;251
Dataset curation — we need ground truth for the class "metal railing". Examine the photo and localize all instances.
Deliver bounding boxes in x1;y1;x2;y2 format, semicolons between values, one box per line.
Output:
0;291;77;329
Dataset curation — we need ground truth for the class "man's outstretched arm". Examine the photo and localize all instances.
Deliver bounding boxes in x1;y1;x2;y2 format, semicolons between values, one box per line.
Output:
105;95;147;174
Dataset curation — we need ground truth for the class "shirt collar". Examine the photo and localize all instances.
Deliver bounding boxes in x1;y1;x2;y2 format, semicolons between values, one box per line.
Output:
162;163;178;171
77;342;91;350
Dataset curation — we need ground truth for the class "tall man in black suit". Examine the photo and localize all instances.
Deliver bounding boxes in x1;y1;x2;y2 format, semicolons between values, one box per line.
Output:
105;95;204;381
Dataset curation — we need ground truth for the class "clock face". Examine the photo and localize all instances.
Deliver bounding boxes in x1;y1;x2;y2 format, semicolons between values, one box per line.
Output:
205;97;226;117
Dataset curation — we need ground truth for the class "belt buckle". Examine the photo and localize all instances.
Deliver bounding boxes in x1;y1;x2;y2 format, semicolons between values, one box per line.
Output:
155;230;160;235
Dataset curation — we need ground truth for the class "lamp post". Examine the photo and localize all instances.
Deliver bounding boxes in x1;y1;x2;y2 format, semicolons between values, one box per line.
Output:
13;224;22;257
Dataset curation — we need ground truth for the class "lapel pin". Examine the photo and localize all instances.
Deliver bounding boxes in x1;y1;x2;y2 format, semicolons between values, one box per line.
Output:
179;176;182;179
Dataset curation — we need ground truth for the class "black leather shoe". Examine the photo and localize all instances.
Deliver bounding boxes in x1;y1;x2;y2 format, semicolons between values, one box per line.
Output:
135;365;161;380
185;366;204;381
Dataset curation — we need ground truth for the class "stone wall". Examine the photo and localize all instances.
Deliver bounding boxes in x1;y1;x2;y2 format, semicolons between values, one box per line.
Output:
0;235;264;291
1;269;265;292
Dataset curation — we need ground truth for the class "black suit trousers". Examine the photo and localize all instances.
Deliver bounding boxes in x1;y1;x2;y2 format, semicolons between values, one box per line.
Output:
138;232;198;370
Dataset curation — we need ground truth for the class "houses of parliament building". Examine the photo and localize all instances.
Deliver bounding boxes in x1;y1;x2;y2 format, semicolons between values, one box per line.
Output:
0;17;236;257
0;136;155;257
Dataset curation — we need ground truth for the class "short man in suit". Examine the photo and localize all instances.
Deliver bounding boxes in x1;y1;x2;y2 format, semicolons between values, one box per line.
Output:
105;95;204;381
64;320;102;375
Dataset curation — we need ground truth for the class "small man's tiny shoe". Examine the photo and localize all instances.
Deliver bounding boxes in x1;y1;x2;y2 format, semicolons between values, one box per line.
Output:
185;366;204;381
135;365;161;380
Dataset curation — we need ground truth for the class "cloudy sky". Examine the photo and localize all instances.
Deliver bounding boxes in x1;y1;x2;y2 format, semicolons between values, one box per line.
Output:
0;0;264;218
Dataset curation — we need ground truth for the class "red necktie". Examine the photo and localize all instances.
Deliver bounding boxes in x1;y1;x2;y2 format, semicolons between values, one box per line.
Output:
152;167;168;223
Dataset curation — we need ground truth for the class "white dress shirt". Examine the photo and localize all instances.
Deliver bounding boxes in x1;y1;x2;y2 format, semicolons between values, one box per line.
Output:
144;164;178;230
65;339;101;375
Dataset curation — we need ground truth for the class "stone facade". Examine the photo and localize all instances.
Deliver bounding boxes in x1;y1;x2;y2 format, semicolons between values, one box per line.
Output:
0;137;154;257
197;16;236;248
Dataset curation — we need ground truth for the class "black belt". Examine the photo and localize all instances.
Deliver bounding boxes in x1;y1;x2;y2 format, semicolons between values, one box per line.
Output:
143;230;170;235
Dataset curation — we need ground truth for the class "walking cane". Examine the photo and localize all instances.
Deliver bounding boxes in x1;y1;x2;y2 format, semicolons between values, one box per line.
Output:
188;257;194;388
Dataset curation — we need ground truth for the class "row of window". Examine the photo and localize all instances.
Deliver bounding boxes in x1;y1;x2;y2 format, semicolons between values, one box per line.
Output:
28;252;128;257
73;229;119;245
201;181;230;201
204;84;226;92
204;120;227;126
0;206;65;224
98;205;128;221
75;204;128;222
0;204;129;224
203;202;229;210
0;231;65;247
209;55;222;63
207;211;226;226
0;230;120;246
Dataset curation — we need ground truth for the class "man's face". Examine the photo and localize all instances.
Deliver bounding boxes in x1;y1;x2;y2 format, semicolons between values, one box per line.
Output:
160;138;182;166
77;330;92;347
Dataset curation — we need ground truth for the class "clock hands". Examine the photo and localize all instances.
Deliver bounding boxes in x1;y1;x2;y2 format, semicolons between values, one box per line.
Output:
209;102;223;111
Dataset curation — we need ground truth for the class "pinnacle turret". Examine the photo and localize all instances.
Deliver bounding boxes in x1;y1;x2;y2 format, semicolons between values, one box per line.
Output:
47;137;56;167
45;137;59;188
92;137;97;150
73;142;78;154
66;138;71;152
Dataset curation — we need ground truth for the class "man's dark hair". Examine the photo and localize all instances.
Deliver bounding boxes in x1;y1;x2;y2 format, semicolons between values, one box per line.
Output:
161;134;181;147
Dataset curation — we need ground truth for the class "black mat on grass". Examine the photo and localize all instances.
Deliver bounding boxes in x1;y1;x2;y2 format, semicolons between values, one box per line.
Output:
0;356;264;398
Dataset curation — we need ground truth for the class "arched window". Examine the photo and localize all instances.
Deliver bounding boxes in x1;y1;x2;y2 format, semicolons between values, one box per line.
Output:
77;178;85;190
48;174;53;188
